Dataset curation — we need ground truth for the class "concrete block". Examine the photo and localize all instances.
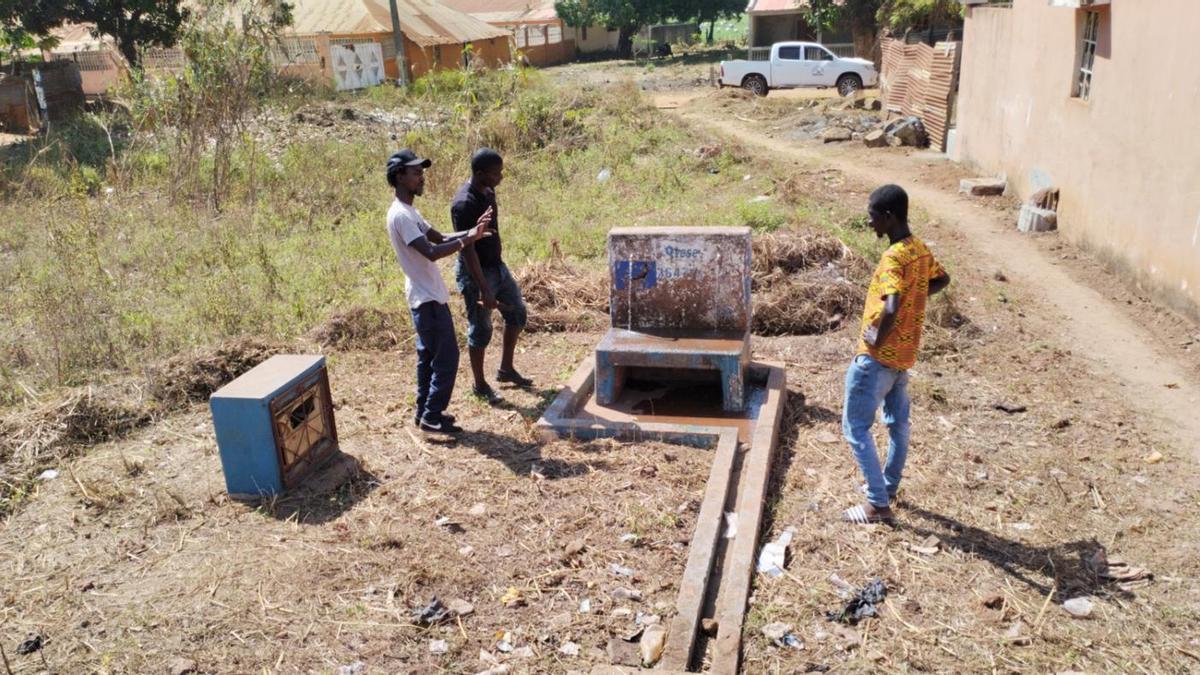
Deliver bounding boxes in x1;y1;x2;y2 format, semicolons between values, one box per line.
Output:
960;177;1006;197
1017;204;1058;233
608;227;751;333
863;129;888;148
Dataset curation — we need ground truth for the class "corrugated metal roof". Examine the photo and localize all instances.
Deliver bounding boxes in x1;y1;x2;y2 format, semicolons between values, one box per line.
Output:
289;0;511;46
440;0;558;24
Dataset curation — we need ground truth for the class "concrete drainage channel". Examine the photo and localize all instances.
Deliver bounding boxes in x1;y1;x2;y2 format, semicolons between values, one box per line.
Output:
537;226;789;673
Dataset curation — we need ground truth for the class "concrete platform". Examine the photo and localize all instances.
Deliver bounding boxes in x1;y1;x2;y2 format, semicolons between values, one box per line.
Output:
538;358;787;673
594;328;751;413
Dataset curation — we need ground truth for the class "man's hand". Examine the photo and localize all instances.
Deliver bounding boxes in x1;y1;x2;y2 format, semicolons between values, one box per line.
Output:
466;222;494;244
476;205;494;230
479;289;499;310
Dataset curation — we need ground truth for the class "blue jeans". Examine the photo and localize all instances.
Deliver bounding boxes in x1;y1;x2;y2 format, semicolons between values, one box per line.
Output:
455;261;528;349
411;302;460;422
842;354;911;508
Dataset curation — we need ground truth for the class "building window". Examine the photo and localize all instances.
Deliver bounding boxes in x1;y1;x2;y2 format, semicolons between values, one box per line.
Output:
1075;10;1099;101
581;25;588;41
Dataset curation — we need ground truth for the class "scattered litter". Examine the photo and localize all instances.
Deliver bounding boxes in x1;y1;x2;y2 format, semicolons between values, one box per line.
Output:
828;573;855;597
578;598;591;614
993;403;1027;414
724;511;738;538
611;587;642;601
529;462;547;479
36;469;59;481
500;587;525;608
612;607;634;618
1144;451;1165;464
434;516;466;534
640;625;668;666
468;502;487;516
458;545;475;557
1061;597;1094;618
743;174;752;181
610;563;636;577
430;639;449;655
596;168;612;182
607;637;642;666
636;612;661;626
826;578;887;625
619;533;641;545
337;663;365;675
1004;620;1031;646
512;646;535;659
411;597;452;626
559;641;581;657
749;195;771;204
449;599;475;616
474;665;509;675
1098;558;1153;590
757;526;797;576
1011;522;1033;531
762;622;803;649
495;545;514;558
909;535;940;556
496;632;515;652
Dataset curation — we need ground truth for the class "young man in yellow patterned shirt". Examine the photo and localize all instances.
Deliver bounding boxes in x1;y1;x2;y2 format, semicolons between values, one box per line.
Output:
843;185;950;525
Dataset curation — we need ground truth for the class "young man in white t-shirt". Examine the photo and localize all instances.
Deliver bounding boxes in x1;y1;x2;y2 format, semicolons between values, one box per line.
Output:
386;149;492;433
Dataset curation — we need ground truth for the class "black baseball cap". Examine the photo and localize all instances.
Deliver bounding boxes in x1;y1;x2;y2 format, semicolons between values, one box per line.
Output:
386;149;431;180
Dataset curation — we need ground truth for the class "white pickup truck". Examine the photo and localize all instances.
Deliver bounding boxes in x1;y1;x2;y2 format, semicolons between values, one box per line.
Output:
719;42;878;97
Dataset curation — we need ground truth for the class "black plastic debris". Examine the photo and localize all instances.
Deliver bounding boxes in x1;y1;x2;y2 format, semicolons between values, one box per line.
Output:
16;635;44;655
826;578;887;625
411;597;452;626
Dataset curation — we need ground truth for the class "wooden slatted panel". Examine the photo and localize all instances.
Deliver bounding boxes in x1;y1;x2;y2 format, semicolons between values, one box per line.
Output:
879;37;960;152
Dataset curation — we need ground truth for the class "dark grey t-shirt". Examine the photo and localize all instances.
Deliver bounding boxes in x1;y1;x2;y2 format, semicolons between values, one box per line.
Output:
451;180;501;268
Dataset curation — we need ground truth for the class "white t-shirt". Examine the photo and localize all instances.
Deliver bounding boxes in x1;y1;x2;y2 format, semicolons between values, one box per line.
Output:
387;199;451;308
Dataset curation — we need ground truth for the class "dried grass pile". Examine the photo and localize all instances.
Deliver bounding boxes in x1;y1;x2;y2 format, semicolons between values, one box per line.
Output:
0;385;153;514
751;232;868;335
307;307;408;351
514;255;608;333
146;337;282;408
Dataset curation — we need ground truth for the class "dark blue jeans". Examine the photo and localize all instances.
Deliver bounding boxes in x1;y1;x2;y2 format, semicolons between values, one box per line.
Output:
455;260;528;349
411;302;460;422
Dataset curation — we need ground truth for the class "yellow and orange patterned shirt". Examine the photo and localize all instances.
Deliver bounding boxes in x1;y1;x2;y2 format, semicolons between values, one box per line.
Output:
856;236;946;371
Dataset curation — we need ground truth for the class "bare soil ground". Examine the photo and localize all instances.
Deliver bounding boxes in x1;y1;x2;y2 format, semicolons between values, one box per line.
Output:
3;63;1200;674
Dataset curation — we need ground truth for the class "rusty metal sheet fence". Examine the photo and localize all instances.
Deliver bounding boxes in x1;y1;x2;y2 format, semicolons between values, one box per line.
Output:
879;37;961;152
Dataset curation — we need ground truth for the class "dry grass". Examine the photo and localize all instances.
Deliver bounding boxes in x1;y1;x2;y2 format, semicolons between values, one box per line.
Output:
0;342;716;673
751;232;868;335
145;337;284;408
307;306;409;351
1;338;282;515
514;253;609;334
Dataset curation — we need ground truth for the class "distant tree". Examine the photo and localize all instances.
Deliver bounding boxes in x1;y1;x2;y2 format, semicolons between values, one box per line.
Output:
877;0;963;34
555;0;673;58
670;0;743;44
809;0;881;58
0;0;189;68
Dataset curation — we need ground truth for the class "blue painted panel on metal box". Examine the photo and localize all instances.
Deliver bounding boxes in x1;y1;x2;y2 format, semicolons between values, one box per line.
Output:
209;355;327;497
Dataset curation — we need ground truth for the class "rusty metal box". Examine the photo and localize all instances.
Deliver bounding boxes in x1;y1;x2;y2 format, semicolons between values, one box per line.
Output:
209;355;338;498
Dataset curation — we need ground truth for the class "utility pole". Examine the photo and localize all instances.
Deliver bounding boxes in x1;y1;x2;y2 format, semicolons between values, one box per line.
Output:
388;0;410;86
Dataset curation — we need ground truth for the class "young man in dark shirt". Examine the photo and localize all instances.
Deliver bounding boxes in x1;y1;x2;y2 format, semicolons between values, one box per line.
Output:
451;149;533;403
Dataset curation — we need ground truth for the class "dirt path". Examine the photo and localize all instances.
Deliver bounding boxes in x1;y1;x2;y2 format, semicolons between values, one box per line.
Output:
661;90;1200;457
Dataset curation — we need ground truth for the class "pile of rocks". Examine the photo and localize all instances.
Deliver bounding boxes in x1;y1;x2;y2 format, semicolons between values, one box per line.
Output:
863;116;928;148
